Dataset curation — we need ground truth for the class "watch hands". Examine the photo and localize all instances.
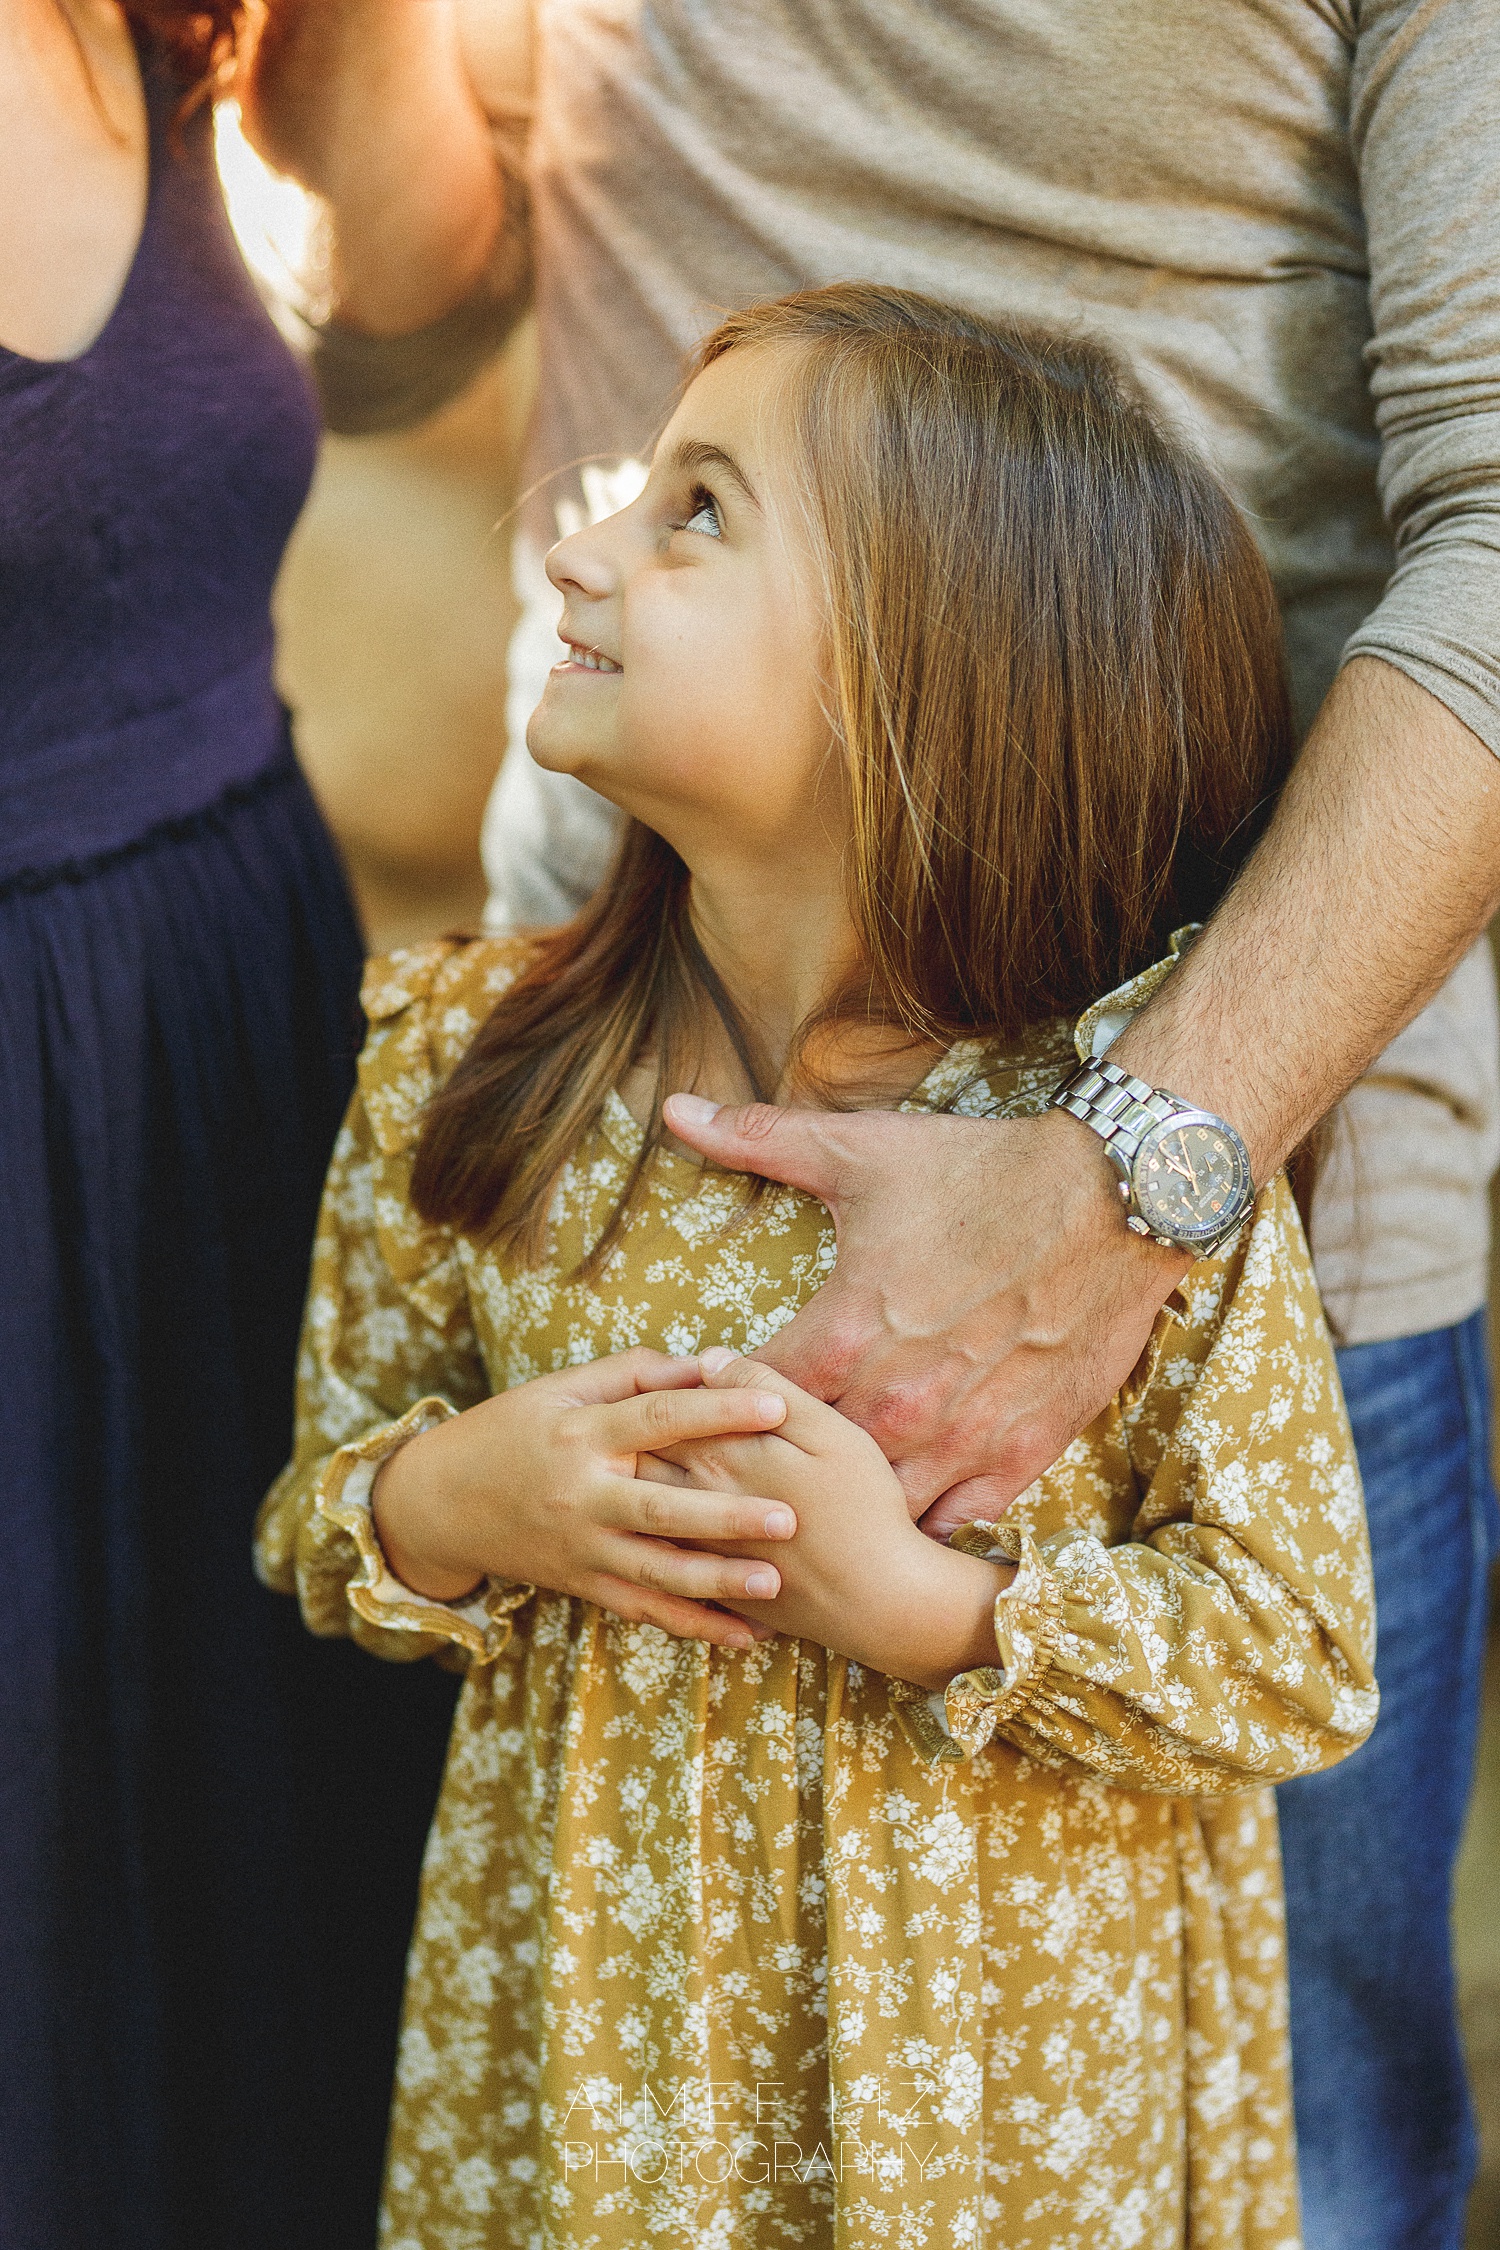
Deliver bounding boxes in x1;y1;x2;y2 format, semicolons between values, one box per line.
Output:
1161;1143;1197;1190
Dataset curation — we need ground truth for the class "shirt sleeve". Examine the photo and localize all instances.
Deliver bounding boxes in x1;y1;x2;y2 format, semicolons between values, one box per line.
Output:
307;154;533;436
900;1175;1379;1789
253;1066;528;1668
1338;0;1500;752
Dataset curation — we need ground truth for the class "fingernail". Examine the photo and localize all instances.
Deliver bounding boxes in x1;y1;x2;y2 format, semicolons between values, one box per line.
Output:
699;1346;736;1375
753;1393;786;1424
763;1507;795;1538
668;1093;721;1127
744;1569;779;1597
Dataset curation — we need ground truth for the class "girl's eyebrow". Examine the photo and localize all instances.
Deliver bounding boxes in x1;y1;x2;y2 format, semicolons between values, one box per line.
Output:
668;437;761;511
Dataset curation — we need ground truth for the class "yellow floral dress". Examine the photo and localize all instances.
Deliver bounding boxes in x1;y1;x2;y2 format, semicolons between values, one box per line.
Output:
256;937;1377;2250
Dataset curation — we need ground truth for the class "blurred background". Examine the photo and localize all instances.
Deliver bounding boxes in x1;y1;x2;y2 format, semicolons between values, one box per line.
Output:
216;114;1500;2249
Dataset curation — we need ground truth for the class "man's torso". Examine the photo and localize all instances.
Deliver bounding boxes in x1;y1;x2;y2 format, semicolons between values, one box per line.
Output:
466;0;1500;1343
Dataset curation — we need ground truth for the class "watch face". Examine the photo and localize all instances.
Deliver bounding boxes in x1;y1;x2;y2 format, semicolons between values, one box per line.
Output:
1134;1115;1252;1246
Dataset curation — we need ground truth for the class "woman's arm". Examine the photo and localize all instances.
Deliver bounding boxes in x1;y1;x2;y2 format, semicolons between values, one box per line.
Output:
0;0;147;360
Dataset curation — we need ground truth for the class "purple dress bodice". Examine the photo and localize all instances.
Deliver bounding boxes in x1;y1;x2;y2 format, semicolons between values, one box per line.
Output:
0;45;319;884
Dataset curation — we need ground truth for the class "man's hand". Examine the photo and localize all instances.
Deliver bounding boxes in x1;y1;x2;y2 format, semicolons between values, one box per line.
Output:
663;1098;1186;1529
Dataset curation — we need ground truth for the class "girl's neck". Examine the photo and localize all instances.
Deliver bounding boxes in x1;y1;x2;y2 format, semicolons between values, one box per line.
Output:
619;860;945;1135
688;865;854;1089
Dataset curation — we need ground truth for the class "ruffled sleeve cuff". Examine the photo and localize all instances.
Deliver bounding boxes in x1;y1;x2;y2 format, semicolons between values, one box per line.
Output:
889;1523;1064;1764
315;1398;534;1665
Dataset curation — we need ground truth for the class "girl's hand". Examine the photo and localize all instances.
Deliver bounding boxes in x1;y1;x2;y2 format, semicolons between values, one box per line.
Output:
370;1349;801;1651
645;1350;1014;1689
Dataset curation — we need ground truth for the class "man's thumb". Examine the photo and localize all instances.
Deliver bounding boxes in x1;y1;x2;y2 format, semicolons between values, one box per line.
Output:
663;1093;843;1200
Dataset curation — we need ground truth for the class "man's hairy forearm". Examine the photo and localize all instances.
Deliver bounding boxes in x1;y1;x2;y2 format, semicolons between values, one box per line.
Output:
242;0;504;336
1114;656;1500;1179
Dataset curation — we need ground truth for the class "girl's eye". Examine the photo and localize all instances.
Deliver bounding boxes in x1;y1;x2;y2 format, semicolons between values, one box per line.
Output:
680;487;722;539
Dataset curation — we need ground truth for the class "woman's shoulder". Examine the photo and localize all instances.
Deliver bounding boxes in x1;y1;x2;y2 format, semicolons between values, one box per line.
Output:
357;933;541;1154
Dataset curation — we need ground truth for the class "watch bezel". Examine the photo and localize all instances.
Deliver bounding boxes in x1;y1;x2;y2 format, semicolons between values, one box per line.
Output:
1130;1108;1254;1250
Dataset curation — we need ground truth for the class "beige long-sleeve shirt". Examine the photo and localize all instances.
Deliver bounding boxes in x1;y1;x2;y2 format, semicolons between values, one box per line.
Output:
311;0;1500;1346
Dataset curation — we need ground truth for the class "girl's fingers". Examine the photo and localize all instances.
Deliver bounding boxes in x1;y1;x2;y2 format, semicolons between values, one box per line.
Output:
594;1382;787;1455
584;1574;774;1648
602;1530;784;1605
620;1481;797;1545
633;1454;691;1487
646;1430;780;1486
697;1349;870;1457
560;1348;706;1407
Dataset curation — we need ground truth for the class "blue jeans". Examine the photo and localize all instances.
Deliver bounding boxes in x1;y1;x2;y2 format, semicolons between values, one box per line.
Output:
1278;1310;1500;2250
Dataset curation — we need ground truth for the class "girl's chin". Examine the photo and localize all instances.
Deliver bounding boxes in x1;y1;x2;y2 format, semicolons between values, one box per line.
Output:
523;719;591;778
523;721;689;829
526;684;622;771
523;733;634;816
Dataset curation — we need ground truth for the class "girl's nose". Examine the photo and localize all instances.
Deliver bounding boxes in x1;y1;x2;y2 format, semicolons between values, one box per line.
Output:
545;519;619;600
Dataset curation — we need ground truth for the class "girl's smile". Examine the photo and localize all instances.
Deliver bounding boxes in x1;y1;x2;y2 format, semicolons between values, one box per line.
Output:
553;635;622;674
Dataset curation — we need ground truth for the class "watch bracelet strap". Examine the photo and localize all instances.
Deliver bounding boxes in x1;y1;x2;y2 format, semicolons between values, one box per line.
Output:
1050;1057;1197;1162
1049;1058;1252;1255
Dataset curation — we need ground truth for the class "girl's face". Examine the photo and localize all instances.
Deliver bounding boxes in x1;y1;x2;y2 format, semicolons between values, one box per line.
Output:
527;347;842;873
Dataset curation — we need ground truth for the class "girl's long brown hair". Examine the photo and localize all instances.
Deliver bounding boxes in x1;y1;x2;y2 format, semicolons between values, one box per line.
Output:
414;285;1296;1263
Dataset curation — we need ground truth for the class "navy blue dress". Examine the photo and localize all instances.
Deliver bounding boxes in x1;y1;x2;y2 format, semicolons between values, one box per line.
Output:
0;46;457;2250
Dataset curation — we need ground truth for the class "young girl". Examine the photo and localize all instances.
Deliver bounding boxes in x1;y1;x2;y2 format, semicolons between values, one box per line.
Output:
258;285;1376;2250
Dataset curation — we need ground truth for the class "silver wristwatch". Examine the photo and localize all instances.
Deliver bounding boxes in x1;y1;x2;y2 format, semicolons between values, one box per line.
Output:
1050;1057;1255;1255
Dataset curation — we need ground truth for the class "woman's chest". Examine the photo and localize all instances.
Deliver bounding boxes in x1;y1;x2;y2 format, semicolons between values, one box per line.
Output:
0;0;146;363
